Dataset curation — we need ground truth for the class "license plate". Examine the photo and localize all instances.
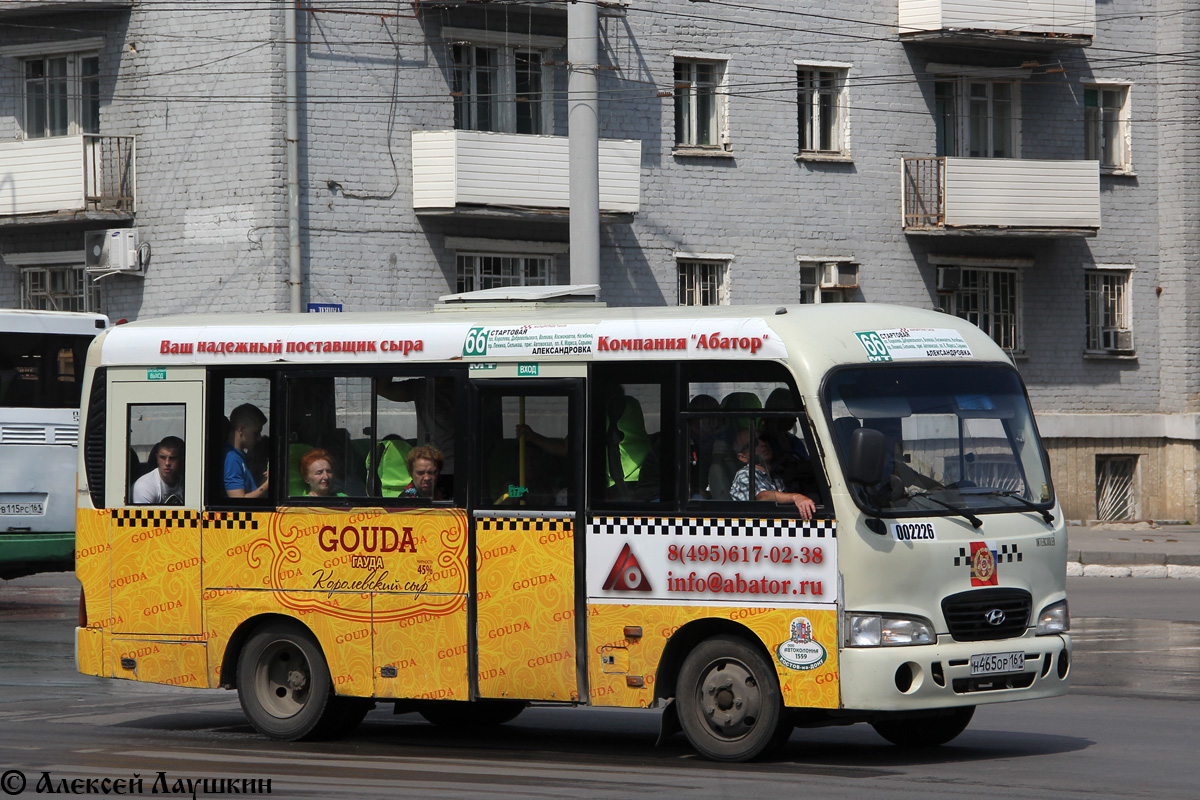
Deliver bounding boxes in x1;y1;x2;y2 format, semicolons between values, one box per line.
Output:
0;502;44;516
970;651;1025;675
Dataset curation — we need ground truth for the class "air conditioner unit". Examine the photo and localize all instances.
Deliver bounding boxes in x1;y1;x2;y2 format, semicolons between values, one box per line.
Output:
1102;327;1134;352
936;266;962;292
85;229;142;275
819;261;859;289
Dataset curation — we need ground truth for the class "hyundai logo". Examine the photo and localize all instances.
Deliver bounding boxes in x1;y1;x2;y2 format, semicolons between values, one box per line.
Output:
985;608;1006;626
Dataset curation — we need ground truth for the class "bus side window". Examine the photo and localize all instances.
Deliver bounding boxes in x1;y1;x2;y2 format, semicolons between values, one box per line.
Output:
212;376;273;504
286;376;370;499
481;393;572;508
375;375;456;497
589;365;670;506
127;404;186;506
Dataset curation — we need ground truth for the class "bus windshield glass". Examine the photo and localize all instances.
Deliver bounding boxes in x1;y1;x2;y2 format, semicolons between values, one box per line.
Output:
825;364;1053;516
0;332;92;409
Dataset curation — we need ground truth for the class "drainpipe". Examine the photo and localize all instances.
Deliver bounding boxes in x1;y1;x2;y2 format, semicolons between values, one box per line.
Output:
285;1;302;312
568;0;600;295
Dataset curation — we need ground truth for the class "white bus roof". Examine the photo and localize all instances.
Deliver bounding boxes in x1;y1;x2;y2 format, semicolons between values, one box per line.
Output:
92;303;1012;379
0;309;109;336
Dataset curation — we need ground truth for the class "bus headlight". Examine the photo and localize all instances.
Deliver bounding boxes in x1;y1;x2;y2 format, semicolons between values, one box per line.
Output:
846;614;934;647
1036;600;1070;635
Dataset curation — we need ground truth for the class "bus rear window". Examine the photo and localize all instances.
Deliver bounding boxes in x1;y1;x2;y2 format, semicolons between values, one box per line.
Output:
0;333;92;408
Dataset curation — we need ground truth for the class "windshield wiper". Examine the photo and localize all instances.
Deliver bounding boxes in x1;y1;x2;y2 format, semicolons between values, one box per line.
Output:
907;491;982;528
984;489;1055;525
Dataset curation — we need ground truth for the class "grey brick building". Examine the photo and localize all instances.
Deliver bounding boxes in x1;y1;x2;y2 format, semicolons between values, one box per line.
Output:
1;0;1196;523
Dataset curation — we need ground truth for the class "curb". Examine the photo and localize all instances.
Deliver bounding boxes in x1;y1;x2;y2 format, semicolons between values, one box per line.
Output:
1067;560;1200;580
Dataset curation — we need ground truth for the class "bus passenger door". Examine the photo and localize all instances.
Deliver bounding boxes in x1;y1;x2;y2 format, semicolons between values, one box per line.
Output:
471;379;584;702
106;377;204;636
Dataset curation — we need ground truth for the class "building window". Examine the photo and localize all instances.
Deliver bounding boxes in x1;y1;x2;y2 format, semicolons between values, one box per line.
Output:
937;266;1020;351
23;52;99;139
935;79;1019;158
678;259;728;306
674;59;725;149
456;253;553;293
797;66;847;155
21;264;100;312
452;44;549;135
1096;454;1138;521
1085;268;1133;354
799;259;858;304
1085;85;1131;172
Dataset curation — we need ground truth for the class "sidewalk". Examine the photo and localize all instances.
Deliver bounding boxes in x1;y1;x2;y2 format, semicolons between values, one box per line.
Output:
1067;522;1200;579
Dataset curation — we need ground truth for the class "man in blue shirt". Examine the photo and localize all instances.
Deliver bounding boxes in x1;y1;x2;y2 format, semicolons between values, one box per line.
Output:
224;403;269;499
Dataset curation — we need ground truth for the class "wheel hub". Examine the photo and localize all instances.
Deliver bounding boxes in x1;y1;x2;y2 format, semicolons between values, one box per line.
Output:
699;660;762;738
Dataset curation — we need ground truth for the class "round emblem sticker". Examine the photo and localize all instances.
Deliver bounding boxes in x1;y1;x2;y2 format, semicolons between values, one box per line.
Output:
776;616;827;671
972;546;996;583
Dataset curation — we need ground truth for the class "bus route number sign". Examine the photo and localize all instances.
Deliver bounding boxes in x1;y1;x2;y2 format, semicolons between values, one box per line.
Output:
855;331;892;362
463;327;490;357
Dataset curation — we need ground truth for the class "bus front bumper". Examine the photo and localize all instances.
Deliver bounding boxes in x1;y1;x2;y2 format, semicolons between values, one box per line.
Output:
837;632;1071;711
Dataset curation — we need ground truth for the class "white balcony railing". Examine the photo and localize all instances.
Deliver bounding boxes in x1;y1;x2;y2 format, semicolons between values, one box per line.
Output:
412;130;641;214
899;0;1094;40
0;134;135;217
903;157;1100;232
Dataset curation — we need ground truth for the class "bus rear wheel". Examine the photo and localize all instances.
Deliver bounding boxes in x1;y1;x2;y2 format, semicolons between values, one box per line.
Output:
676;635;784;762
237;619;356;741
871;706;976;747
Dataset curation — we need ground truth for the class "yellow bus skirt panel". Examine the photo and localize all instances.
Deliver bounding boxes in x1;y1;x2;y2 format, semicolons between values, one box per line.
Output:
75;625;108;678
476;516;577;701
586;604;839;709
109;639;208;688
373;594;469;701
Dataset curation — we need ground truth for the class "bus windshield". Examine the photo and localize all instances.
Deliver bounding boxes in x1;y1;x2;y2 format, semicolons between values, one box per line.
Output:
825;364;1053;516
0;332;92;409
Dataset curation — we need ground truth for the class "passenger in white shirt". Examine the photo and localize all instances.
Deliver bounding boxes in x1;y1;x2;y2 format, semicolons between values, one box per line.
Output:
132;436;184;505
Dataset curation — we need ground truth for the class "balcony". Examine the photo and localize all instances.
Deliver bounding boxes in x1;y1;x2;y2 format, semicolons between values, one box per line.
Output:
412;130;641;218
0;135;135;225
902;157;1100;235
899;0;1094;48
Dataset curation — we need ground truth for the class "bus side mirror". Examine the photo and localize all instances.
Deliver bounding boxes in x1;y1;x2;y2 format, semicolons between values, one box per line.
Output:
846;427;886;485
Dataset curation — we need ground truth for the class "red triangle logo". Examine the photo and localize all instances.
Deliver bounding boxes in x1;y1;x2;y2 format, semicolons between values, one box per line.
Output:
602;543;652;592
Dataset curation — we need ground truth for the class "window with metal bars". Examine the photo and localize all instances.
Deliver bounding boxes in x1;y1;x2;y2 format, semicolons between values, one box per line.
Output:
1096;455;1138;521
455;253;553;294
677;259;727;306
1084;269;1133;354
938;267;1020;351
22;265;100;313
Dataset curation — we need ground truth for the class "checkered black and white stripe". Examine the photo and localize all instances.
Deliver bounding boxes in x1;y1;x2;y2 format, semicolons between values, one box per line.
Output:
952;543;1022;567
478;517;572;533
114;509;201;529
587;516;836;539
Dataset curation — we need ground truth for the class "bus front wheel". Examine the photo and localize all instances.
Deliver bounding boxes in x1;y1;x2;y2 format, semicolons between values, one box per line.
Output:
676;635;784;762
237;619;354;741
871;706;975;747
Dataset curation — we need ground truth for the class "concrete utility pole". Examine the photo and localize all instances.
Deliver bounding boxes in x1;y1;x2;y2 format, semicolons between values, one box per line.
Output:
285;1;302;312
568;0;600;295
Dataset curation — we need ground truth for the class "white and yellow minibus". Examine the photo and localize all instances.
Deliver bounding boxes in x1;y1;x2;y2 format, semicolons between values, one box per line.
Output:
75;292;1069;761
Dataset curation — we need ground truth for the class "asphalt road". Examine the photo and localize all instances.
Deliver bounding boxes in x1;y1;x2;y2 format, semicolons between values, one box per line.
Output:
0;573;1195;799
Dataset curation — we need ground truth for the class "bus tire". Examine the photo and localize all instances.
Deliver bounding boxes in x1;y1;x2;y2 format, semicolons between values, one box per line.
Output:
237;619;346;741
676;635;784;762
418;700;526;728
871;706;975;747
